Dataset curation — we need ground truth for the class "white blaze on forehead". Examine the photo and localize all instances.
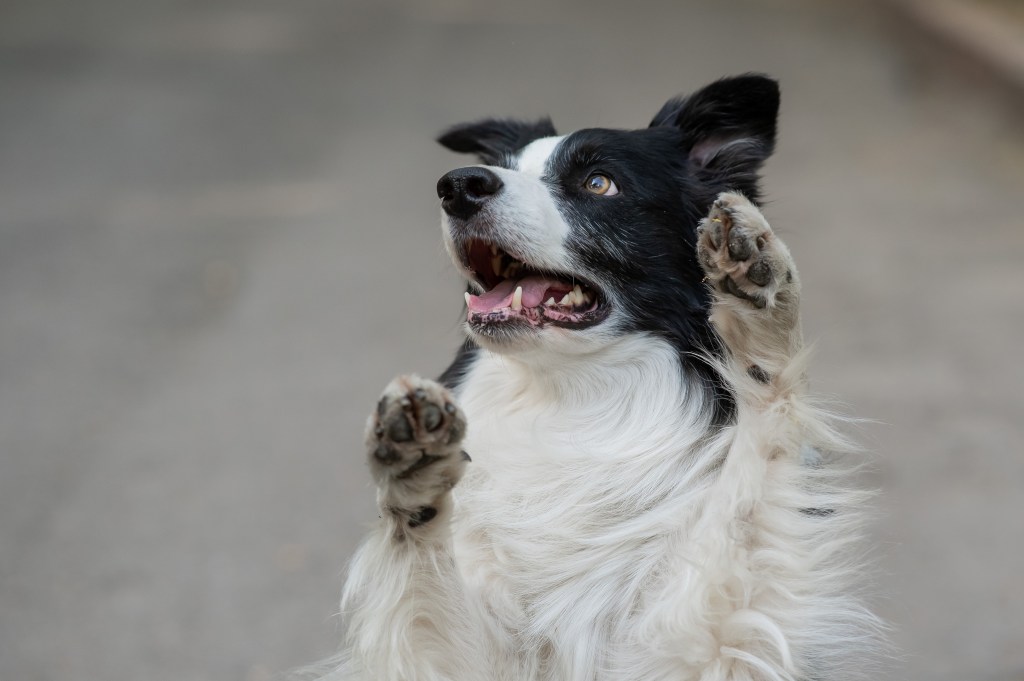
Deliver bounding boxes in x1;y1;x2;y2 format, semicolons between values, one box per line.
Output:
515;135;565;177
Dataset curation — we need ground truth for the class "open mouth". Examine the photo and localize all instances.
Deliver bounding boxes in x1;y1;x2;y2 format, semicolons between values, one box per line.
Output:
460;239;609;330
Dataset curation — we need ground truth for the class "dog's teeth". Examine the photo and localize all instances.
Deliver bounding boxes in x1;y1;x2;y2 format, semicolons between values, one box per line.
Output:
559;293;571;306
511;286;523;311
545;297;556;306
490;244;498;256
491;256;503;276
464;292;471;306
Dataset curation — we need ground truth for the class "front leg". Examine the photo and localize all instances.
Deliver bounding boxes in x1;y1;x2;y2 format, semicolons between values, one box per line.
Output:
697;192;803;383
644;196;827;681
332;376;484;680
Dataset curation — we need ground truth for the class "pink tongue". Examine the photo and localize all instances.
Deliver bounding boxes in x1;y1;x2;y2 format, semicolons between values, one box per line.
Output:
466;276;562;314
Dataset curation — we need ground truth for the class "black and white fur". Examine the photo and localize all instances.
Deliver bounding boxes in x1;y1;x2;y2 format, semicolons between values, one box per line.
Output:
309;75;882;681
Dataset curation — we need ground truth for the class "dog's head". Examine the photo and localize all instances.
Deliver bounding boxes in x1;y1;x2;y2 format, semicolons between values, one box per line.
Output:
437;74;779;357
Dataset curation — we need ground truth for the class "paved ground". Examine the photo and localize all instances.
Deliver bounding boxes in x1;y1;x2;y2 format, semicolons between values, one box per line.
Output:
1;1;1022;680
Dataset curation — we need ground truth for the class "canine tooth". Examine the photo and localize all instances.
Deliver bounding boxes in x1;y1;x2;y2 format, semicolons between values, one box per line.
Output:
511;286;523;311
491;255;503;276
464;292;471;306
559;293;571;306
545;297;556;306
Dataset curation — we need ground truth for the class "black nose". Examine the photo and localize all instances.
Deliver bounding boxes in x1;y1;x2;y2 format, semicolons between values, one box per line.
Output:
436;167;503;220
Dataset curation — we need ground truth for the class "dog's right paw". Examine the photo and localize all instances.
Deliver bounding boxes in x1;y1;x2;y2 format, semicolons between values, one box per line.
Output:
365;375;468;528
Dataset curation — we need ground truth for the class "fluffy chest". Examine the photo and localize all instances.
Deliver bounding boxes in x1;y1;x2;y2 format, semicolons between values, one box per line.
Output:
447;338;720;649
453;338;705;512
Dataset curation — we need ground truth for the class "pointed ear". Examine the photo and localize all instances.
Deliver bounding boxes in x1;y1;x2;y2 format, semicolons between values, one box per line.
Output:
437;117;557;165
650;74;779;193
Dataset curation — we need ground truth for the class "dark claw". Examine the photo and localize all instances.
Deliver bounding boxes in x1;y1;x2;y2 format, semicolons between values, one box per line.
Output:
461;450;472;462
387;416;414;442
374;424;385;438
422;403;443;432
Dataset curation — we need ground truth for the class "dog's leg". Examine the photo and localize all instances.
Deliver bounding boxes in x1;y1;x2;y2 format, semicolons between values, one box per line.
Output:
697;191;802;383
336;375;483;680
640;193;822;680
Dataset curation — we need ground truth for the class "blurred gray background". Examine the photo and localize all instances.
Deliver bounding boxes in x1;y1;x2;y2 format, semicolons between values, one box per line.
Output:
1;0;1022;680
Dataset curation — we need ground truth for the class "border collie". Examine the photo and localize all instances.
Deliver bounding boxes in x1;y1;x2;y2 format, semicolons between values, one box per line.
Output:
310;74;882;681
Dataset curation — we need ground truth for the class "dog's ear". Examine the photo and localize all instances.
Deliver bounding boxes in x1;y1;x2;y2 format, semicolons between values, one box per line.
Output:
437;117;558;165
650;74;779;194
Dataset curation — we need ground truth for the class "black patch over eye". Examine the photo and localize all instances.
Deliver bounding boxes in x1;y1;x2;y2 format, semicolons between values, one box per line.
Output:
584;173;619;196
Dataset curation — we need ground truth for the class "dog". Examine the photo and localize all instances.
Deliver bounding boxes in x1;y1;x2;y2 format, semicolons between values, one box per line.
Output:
310;74;882;681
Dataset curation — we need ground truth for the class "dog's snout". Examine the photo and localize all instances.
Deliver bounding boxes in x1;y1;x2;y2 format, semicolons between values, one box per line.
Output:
436;167;503;220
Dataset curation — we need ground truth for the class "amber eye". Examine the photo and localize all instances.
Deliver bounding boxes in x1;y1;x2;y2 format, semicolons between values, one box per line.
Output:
584;173;619;196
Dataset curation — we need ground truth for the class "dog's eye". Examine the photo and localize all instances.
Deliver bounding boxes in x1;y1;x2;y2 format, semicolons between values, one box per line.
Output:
584;174;619;196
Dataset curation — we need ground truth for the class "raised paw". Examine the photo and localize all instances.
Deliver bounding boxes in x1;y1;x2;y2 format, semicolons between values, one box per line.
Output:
696;192;797;309
365;375;468;527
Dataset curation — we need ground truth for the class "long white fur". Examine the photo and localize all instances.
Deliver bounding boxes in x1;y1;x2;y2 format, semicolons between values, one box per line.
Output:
302;142;882;681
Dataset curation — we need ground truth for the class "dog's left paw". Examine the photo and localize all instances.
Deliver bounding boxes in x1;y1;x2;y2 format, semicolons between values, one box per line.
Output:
697;192;797;309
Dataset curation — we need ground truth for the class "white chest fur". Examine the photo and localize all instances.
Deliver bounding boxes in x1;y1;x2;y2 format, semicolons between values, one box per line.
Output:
449;334;724;677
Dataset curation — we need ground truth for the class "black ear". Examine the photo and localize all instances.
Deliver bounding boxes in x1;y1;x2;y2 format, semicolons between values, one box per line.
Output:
650;74;779;195
437;117;558;165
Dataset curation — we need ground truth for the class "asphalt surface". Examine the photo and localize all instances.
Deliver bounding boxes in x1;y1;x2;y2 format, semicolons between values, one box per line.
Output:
1;1;1022;680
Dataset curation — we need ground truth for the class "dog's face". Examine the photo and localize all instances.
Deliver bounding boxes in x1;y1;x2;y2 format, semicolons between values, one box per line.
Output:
437;75;779;358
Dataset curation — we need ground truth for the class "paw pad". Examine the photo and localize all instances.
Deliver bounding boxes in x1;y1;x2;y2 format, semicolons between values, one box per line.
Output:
365;375;469;523
696;192;794;308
